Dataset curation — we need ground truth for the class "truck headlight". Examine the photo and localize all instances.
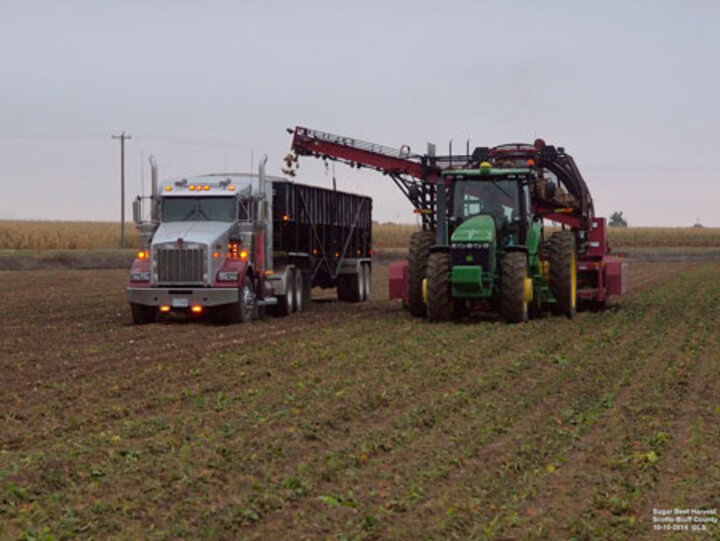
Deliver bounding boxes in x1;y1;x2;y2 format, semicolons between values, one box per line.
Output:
130;271;151;282
218;271;238;282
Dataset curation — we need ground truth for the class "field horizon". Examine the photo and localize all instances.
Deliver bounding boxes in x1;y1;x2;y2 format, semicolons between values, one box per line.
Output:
2;220;720;251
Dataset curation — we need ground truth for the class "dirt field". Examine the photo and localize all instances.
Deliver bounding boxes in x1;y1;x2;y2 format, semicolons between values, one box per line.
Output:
1;261;719;540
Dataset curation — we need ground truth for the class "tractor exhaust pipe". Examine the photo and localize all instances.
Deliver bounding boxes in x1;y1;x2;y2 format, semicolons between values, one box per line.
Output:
149;155;158;222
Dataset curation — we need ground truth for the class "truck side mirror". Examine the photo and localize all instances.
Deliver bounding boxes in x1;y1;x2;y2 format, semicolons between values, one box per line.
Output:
132;197;142;224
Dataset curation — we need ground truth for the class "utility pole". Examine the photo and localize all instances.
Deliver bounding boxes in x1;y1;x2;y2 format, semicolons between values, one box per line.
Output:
112;131;131;248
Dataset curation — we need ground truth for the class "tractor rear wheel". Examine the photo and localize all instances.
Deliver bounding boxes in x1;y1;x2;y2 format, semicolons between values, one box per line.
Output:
426;252;453;322
408;230;435;317
130;303;155;325
501;252;529;323
549;231;577;318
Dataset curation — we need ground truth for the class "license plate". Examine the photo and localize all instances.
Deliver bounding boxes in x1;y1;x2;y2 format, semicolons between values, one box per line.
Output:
172;297;189;308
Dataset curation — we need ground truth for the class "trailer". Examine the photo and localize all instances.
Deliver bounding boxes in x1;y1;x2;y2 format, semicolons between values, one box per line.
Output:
127;157;372;324
290;127;627;322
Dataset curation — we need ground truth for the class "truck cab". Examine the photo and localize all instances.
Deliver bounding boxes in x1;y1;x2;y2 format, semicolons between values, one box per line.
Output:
127;157;373;325
128;171;277;324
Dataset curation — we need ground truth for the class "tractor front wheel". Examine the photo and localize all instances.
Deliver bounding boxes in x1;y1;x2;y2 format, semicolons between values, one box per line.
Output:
549;231;577;319
501;252;529;323
408;230;435;317
426;252;453;322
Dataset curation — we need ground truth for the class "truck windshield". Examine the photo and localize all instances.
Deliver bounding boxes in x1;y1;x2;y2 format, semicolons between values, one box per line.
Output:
453;179;519;226
162;197;236;222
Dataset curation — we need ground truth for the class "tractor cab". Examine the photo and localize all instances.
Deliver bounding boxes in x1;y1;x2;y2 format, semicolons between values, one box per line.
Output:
445;163;534;252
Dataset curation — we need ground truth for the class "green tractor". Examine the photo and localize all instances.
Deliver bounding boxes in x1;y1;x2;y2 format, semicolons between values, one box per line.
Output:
418;162;577;323
290;128;623;322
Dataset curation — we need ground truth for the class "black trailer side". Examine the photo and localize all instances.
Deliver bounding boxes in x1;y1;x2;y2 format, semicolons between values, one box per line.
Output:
272;181;372;290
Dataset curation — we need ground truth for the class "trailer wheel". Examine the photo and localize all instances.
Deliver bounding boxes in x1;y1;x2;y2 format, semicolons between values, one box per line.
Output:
337;272;362;302
408;231;435;317
549;231;577;319
293;268;304;312
501;252;529;323
362;263;371;301
130;303;155;325
426;252;453;322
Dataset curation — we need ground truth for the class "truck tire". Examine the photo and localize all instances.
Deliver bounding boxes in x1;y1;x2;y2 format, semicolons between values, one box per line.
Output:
337;271;362;302
130;302;155;325
549;231;577;319
272;269;296;317
293;268;304;313
362;263;371;301
408;231;435;317
238;275;258;323
501;252;529;323
426;252;453;322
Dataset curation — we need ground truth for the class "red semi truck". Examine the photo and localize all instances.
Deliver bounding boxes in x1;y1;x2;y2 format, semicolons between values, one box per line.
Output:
128;157;372;324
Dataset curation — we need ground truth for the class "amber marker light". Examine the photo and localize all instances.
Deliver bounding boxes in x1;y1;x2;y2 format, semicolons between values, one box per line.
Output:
189;185;196;191
203;185;210;191
527;159;535;166
159;305;171;313
136;250;149;260
228;185;236;191
165;185;172;191
191;305;203;313
282;214;290;222
240;250;249;260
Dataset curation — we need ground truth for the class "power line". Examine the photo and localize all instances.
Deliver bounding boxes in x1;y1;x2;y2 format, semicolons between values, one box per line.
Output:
111;131;132;248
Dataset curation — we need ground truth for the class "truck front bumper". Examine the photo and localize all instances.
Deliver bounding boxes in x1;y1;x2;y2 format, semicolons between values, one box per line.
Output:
127;287;238;308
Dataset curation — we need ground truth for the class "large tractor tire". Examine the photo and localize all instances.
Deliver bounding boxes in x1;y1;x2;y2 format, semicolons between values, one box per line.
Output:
549;231;577;318
426;252;453;322
408;230;435;317
130;303;156;325
501;251;529;323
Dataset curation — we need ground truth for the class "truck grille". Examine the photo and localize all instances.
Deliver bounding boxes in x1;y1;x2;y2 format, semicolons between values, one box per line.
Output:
155;247;206;284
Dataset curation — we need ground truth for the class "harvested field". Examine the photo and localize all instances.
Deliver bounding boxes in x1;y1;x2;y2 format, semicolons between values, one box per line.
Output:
1;261;719;540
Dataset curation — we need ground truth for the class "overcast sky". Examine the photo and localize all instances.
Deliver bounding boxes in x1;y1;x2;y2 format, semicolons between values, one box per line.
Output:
1;0;718;226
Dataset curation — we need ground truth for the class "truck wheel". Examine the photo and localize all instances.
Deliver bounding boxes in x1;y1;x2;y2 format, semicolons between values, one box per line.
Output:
238;275;258;323
549;231;577;318
337;272;362;302
426;252;453;322
273;269;296;317
408;231;435;317
501;252;529;323
293;269;304;312
362;263;371;301
130;303;155;325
